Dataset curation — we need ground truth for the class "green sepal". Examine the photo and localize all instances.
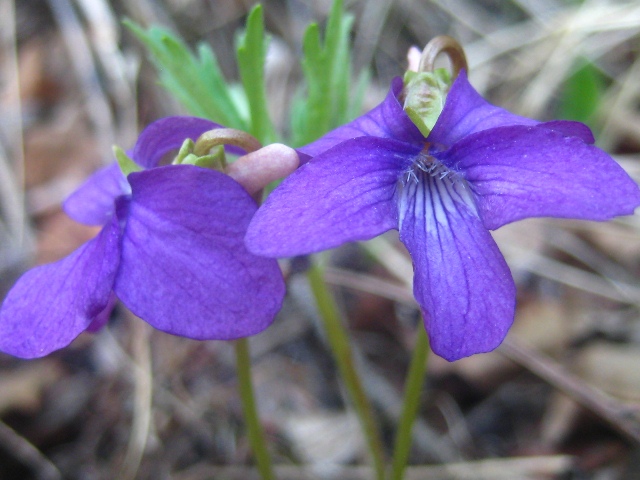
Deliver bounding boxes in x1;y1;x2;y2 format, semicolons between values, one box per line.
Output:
236;5;277;144
181;146;226;171
114;146;142;176
173;138;226;171
173;138;195;165
177;153;198;165
402;69;451;137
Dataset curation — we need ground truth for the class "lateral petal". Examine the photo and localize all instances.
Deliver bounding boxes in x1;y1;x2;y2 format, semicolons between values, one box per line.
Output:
114;165;284;340
437;125;640;230
63;163;128;226
64;117;237;226
298;78;424;158
428;71;538;147
537;120;594;143
398;171;516;361
0;211;123;358
246;137;417;257
130;116;229;168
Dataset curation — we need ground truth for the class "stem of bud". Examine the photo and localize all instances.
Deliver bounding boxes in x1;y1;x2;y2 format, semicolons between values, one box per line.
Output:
418;35;468;78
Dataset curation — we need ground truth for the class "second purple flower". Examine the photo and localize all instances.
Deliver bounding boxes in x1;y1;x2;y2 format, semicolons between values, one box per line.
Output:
246;67;640;362
0;117;285;358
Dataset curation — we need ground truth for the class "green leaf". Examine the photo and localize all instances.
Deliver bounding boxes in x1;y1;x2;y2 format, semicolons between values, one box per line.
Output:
292;0;366;146
348;69;371;121
296;23;329;145
326;5;354;126
558;58;605;133
236;5;277;144
124;19;246;129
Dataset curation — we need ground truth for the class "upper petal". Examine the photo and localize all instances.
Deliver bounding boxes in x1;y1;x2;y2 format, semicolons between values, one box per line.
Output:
114;165;284;340
0;210;123;358
64;116;230;227
63;162;128;226
428;70;538;147
130;116;232;168
398;170;516;361
437;125;640;230
537;120;594;144
298;78;425;159
246;137;418;257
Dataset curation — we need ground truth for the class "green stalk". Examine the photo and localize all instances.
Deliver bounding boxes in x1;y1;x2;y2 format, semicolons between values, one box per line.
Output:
235;338;275;480
307;261;386;480
390;325;430;480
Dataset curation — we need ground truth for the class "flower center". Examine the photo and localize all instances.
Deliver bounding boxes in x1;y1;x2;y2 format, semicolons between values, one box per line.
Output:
402;151;456;185
415;154;451;181
398;152;477;230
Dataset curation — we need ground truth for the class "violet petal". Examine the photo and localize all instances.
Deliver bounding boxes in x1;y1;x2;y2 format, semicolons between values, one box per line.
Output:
437;125;640;230
63;163;128;226
247;137;416;257
537;120;594;143
130;116;229;168
114;165;284;340
0;211;123;358
398;170;516;361
428;71;538;148
298;78;424;158
86;293;117;333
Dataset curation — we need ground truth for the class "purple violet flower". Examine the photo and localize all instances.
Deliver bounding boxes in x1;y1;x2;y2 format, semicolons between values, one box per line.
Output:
0;117;285;359
245;71;640;361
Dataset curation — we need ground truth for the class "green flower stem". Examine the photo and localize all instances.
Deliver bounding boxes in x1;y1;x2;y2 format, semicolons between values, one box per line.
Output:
235;338;275;480
307;261;386;480
390;324;430;480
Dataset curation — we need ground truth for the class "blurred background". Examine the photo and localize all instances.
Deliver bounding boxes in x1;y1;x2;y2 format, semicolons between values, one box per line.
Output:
1;0;640;478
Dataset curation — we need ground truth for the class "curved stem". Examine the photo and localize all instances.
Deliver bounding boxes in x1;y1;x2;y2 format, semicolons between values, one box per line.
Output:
418;35;468;77
235;338;275;480
194;128;262;156
390;324;430;480
307;261;386;480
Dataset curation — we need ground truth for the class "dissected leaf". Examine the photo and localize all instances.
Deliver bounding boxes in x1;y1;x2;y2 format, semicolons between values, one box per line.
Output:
124;19;247;129
293;0;367;146
236;5;277;144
